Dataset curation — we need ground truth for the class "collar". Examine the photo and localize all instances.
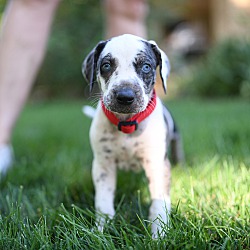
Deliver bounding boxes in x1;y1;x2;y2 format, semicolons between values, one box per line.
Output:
101;90;157;134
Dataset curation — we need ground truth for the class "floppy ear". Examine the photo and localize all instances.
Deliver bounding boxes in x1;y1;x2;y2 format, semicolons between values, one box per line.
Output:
82;41;107;92
148;40;170;94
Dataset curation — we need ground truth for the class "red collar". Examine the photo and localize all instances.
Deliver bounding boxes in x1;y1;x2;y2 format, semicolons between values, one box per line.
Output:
101;90;157;134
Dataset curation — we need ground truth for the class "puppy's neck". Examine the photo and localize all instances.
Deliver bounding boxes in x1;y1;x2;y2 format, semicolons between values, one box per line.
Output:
101;90;157;134
112;113;137;121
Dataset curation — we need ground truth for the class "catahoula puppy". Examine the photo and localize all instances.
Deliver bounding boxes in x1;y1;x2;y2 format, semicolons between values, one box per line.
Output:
82;34;183;238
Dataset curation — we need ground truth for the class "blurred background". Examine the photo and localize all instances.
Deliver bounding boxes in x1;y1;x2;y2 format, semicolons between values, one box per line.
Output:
0;0;250;100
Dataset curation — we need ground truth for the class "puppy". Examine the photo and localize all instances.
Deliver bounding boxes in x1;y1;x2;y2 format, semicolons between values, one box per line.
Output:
82;34;183;238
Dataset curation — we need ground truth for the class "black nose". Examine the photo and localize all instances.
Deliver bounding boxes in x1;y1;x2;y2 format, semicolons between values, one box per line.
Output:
116;88;135;105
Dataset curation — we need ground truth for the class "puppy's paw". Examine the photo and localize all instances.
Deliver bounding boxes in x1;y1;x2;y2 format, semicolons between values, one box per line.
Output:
149;199;171;238
95;215;105;233
95;208;115;232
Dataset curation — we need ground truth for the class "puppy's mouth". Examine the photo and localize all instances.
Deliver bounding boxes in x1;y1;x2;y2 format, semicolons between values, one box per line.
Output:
103;88;147;115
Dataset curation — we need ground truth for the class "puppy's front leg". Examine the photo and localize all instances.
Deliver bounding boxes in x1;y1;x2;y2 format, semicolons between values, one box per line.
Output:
144;157;171;238
92;158;116;231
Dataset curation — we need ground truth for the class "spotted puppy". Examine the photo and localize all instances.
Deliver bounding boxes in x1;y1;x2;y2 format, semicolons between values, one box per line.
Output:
82;34;183;238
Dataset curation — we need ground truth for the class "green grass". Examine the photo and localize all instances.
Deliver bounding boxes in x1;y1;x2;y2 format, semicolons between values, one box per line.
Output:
0;99;249;249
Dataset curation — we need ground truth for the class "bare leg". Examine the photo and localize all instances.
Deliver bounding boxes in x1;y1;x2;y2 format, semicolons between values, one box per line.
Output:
103;0;148;39
0;0;60;174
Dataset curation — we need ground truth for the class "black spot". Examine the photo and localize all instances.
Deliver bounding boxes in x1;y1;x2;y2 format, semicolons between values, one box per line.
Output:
100;172;107;180
136;157;144;163
132;44;158;93
103;145;112;154
83;40;107;91
98;53;118;83
95;173;107;184
130;164;137;169
99;137;109;142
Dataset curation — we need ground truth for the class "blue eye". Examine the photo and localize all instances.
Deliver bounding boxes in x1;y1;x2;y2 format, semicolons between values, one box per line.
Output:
101;63;111;72
142;64;151;73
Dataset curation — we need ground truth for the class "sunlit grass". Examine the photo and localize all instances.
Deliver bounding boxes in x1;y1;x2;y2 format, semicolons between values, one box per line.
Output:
0;99;249;249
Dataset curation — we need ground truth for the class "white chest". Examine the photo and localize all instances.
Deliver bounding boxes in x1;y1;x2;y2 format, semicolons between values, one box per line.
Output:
90;101;167;172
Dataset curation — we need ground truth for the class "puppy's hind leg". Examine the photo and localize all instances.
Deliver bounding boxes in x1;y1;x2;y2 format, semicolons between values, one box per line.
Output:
163;105;185;165
170;129;185;165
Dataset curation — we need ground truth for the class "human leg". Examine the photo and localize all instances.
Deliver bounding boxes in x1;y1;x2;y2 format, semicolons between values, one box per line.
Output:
103;0;148;39
0;0;61;174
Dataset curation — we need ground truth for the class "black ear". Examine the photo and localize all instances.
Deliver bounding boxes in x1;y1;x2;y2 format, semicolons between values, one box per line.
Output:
82;41;107;92
148;40;170;94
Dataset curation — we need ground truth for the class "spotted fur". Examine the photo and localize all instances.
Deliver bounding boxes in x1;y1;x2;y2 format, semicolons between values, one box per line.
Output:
82;34;184;238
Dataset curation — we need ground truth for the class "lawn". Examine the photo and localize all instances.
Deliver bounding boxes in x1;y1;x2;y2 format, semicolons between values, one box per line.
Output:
0;98;249;249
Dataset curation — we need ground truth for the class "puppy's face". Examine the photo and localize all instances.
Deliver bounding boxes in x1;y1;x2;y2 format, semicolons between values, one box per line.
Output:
83;34;170;115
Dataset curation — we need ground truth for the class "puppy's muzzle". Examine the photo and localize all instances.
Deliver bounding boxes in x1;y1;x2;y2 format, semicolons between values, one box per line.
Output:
116;88;135;106
104;83;144;114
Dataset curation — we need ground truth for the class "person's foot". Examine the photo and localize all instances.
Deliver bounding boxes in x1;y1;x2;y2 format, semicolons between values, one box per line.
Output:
0;144;14;178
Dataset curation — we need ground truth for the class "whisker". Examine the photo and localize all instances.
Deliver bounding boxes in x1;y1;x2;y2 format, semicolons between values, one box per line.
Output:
85;90;103;107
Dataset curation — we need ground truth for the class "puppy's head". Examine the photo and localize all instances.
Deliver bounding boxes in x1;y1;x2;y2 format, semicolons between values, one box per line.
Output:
82;34;170;114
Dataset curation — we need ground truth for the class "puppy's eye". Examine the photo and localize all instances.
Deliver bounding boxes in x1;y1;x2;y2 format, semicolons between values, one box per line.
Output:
142;64;151;73
101;63;111;72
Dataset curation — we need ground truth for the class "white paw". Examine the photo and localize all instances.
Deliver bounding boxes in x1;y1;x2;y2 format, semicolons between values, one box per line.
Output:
96;215;105;232
149;199;171;238
0;144;14;178
95;210;114;232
